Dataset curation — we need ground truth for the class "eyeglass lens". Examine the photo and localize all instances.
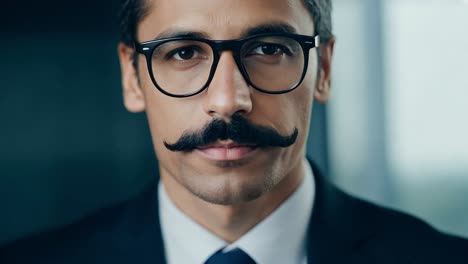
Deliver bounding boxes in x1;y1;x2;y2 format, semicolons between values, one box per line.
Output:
150;36;305;96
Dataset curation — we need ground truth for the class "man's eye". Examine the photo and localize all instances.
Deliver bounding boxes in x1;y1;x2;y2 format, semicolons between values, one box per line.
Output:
250;44;289;56
168;47;200;61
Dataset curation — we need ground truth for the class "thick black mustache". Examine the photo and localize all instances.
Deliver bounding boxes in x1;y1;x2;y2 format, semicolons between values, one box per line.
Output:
164;114;298;152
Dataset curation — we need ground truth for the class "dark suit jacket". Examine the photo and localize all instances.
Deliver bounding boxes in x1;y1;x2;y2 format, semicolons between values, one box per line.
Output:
1;162;468;263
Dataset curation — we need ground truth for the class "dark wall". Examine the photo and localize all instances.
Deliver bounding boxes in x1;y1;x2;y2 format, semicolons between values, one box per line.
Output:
0;1;328;246
0;1;157;245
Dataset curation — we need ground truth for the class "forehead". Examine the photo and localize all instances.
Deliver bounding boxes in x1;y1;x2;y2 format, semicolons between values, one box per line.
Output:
138;0;314;41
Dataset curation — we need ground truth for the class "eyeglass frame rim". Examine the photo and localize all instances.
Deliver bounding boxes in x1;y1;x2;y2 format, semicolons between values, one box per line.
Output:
134;32;321;98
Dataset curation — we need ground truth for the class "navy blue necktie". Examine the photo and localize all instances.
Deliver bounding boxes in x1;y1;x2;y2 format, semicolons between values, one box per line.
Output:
204;248;257;264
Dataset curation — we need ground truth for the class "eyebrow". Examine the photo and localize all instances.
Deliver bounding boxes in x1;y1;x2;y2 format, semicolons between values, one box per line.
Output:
154;30;209;40
152;22;298;41
242;22;298;37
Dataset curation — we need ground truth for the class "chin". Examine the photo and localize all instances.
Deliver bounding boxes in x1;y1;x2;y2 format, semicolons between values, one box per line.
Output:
183;169;277;205
195;187;265;205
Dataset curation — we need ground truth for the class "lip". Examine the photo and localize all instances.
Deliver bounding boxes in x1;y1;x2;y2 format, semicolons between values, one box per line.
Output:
196;142;258;161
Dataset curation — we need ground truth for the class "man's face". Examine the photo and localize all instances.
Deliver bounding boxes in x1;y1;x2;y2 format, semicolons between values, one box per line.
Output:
119;0;332;205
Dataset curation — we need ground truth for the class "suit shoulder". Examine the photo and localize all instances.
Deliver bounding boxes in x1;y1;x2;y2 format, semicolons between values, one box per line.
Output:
336;186;468;261
345;189;464;239
0;183;159;263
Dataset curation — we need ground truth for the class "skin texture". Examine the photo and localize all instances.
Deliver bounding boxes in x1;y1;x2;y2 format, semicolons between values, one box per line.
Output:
118;0;334;242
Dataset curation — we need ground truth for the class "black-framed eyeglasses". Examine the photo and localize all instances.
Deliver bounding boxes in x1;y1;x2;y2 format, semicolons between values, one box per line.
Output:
134;32;320;98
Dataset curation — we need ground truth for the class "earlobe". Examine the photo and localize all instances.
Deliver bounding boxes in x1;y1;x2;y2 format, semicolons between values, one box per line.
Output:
313;38;335;103
314;68;331;103
118;43;146;113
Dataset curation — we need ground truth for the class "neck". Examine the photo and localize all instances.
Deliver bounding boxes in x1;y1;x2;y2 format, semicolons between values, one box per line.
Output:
160;158;305;243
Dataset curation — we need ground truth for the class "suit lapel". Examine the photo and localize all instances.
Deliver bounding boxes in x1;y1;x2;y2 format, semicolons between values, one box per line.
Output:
306;161;377;263
110;181;167;264
138;182;167;263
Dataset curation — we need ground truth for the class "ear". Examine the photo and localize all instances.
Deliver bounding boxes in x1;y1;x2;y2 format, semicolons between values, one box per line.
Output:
117;43;146;113
314;37;335;103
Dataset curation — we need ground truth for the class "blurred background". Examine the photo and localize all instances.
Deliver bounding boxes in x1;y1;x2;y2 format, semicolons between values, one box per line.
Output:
330;0;468;238
1;0;467;247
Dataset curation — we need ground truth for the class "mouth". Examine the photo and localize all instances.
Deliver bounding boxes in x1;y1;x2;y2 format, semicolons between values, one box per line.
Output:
195;141;258;161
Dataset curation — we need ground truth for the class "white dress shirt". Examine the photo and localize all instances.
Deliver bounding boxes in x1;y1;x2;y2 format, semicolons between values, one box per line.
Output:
159;159;315;264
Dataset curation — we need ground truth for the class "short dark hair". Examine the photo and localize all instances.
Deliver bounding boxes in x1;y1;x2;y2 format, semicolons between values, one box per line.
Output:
119;0;333;47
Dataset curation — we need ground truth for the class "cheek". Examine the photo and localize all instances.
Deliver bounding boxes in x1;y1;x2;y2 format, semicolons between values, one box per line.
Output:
138;73;201;146
277;76;316;140
290;85;314;129
304;50;319;87
294;52;319;120
251;85;314;137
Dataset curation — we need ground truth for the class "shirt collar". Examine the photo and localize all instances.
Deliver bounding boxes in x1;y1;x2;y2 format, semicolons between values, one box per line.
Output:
159;183;226;264
159;158;315;264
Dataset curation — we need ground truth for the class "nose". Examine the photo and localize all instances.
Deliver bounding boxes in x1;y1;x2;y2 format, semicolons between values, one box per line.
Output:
202;52;253;119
